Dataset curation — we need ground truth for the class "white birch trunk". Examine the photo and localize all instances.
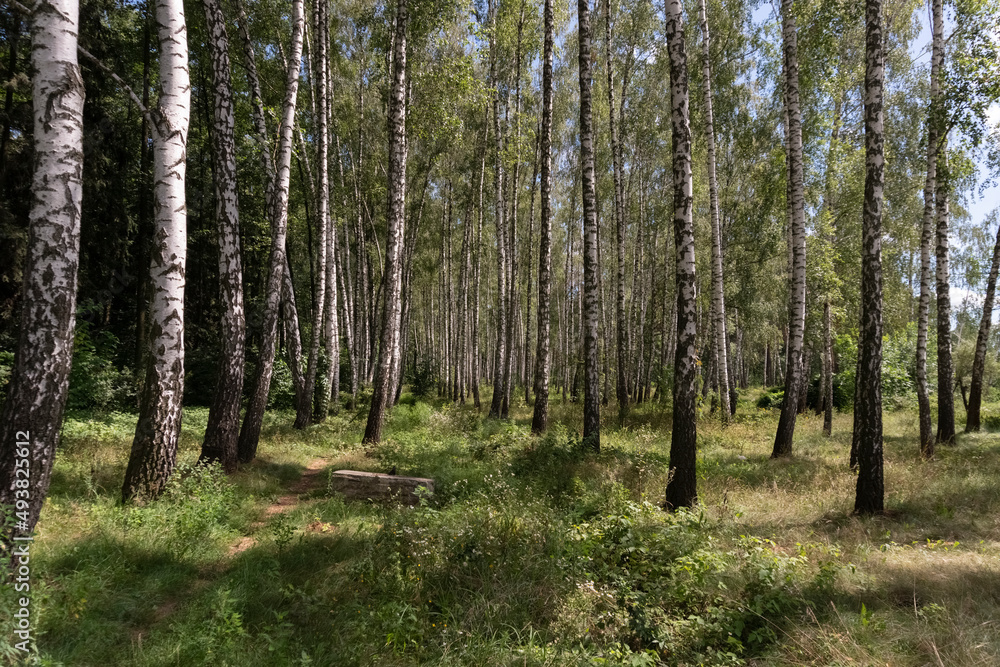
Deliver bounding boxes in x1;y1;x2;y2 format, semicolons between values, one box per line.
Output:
199;0;245;473
237;0;305;462
664;0;698;509
0;0;85;534
123;0;191;501
697;0;730;423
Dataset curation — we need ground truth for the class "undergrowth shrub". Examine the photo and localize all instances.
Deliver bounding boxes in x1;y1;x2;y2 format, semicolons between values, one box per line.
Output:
67;324;136;412
557;489;814;664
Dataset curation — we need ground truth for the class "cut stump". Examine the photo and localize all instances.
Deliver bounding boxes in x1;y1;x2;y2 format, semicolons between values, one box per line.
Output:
329;470;434;505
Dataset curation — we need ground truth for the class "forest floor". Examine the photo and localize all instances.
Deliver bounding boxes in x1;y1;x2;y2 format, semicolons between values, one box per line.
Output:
7;388;1000;666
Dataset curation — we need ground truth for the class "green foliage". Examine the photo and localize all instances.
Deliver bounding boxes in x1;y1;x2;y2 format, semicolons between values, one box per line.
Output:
405;352;438;399
0;350;13;406
66;324;136;413
118;461;241;559
755;388;785;409
267;358;298;410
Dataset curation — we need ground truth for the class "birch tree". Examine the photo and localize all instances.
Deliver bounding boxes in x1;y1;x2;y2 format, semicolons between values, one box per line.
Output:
198;0;245;473
488;0;508;420
531;0;553;434
122;0;191;500
935;142;956;446
605;0;628;421
854;0;885;515
0;0;85;535
770;0;807;459
915;0;943;458
362;0;408;445
965;219;1000;432
578;0;601;450
664;0;698;509
298;0;331;426
237;0;306;463
696;0;730;423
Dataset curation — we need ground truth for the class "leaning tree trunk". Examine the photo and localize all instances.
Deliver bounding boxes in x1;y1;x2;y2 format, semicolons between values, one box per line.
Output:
697;0;730;424
0;0;84;537
122;0;191;501
362;0;407;445
771;0;807;459
236;0;305;463
664;0;698;509
916;0;943;457
297;0;330;429
854;0;885;515
935;142;956;445
966;223;1000;432
578;0;601;450
199;0;245;473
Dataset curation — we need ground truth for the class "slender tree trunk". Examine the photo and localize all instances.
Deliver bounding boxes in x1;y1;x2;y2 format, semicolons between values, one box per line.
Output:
296;0;330;428
605;0;629;421
697;0;730;424
771;0;807;459
122;0;191;501
524;129;539;404
917;0;943;457
362;0;407;445
0;0;84;536
531;0;554;432
472;142;486;409
935;142;956;445
282;253;306;407
578;0;601;449
488;0;508;419
819;93;842;434
664;0;698;509
236;0;305;463
199;0;245;472
966;223;1000;431
823;299;833;434
321;0;339;418
854;0;885;515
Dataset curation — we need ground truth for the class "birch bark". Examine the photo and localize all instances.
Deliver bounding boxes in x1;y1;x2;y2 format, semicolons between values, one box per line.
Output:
578;0;601;449
0;0;85;534
236;0;305;463
771;0;807;459
664;0;698;509
362;0;407;445
199;0;245;472
697;0;730;424
122;0;191;500
854;0;885;515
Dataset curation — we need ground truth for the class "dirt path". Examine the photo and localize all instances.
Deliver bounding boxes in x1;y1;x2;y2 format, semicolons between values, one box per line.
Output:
131;459;331;645
228;457;330;556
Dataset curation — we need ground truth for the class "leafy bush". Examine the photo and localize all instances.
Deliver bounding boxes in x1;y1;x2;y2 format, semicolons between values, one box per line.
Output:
405;352;437;399
267;357;298;410
755;388;785;409
67;323;136;412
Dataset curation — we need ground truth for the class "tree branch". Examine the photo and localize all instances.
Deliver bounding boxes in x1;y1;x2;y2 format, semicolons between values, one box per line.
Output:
77;45;156;134
7;0;34;15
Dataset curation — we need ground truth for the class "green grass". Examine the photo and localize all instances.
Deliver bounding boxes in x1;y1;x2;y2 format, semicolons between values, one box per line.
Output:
3;390;999;666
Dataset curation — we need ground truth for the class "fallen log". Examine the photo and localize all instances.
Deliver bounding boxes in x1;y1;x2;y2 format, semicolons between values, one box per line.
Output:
329;470;434;505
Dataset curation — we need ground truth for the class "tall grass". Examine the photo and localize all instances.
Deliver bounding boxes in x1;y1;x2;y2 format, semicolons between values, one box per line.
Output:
2;391;998;665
